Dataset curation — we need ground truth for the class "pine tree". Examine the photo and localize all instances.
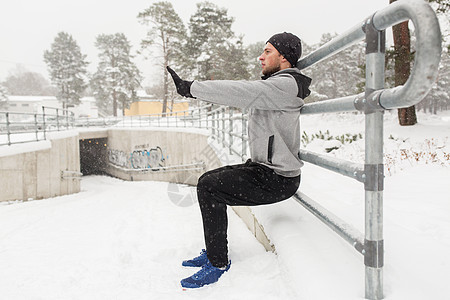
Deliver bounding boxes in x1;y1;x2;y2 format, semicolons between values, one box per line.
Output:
418;42;450;113
307;33;365;100
220;36;250;80
246;42;265;80
428;0;450;13
43;32;88;110
137;1;187;114
91;33;142;117
418;0;450;113
187;1;249;81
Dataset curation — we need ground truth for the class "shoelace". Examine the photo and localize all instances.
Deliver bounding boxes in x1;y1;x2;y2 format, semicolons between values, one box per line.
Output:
193;263;215;279
195;249;206;259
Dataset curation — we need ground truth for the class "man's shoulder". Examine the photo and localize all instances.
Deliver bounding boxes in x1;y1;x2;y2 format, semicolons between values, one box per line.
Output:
271;68;312;99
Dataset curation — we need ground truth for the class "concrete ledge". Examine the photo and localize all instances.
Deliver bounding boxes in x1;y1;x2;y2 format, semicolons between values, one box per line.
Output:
78;129;108;140
232;206;275;252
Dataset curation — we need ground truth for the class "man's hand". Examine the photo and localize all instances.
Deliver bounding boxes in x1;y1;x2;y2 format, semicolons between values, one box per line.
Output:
167;66;195;98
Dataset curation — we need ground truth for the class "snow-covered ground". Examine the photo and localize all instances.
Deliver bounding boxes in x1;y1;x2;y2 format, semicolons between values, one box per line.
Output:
0;110;449;299
250;110;450;299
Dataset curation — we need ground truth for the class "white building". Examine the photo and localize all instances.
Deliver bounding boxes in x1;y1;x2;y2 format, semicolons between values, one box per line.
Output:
5;96;98;118
6;96;59;114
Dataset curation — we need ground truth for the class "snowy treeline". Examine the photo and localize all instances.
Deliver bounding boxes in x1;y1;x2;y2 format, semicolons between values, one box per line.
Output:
0;1;448;116
43;32;141;117
1;66;56;96
415;45;450;113
139;1;449;114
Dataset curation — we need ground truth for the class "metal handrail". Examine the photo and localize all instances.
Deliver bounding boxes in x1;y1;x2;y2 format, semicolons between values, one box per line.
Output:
108;161;205;173
290;1;441;299
370;0;441;110
0;106;75;146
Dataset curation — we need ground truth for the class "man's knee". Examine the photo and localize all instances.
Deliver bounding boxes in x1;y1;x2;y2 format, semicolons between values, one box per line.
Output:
197;169;222;191
198;168;218;185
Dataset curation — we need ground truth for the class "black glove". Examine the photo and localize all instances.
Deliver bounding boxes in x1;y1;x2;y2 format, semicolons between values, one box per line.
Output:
166;66;195;98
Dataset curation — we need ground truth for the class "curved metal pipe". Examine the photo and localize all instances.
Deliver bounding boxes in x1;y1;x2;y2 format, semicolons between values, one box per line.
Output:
298;0;441;113
370;0;441;109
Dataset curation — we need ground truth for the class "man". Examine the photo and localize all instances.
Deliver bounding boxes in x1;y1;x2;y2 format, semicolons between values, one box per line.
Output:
167;32;311;289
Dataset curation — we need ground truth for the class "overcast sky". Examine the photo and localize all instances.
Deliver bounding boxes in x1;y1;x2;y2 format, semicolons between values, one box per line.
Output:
0;0;391;86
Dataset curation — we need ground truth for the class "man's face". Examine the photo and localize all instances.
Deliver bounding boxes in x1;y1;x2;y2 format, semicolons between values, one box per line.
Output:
259;43;282;76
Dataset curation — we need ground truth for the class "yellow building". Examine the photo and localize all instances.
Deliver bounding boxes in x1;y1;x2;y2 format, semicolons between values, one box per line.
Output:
125;99;189;117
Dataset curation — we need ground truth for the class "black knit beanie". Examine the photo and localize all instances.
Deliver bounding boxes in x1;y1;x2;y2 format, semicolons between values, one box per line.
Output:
267;32;302;68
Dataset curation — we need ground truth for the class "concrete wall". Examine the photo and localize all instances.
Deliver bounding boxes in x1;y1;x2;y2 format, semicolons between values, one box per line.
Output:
105;128;222;185
0;132;80;202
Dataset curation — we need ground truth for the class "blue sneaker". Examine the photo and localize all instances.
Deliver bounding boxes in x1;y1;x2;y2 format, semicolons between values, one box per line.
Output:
182;249;209;267
181;261;231;289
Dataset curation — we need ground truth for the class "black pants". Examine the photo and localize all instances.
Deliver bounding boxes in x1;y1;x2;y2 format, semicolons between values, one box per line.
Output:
196;159;300;267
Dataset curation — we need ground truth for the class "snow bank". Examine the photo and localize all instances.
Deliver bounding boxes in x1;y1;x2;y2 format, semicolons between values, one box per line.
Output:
0;111;448;299
0;177;296;300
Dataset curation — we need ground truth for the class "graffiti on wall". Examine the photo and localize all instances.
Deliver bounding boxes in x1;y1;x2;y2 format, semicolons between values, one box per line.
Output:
108;146;166;171
130;147;166;170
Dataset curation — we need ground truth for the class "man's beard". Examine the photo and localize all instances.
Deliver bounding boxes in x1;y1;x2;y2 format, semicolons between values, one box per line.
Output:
262;64;281;77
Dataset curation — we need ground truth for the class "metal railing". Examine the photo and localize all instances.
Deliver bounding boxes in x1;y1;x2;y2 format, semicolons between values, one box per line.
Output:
293;0;441;299
0;106;75;146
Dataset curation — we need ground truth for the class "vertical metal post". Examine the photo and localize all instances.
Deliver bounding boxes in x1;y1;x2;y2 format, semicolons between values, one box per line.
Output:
56;108;60;131
364;17;385;300
222;108;226;147
211;111;215;137
6;112;11;146
242;112;247;161
216;111;220;140
34;114;38;141
205;108;208;130
42;106;47;140
229;108;234;155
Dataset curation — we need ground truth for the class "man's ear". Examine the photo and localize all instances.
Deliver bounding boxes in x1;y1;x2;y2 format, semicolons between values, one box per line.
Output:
280;55;292;68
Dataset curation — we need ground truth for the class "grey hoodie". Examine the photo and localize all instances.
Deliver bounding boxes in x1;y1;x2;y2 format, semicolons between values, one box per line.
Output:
191;68;312;177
